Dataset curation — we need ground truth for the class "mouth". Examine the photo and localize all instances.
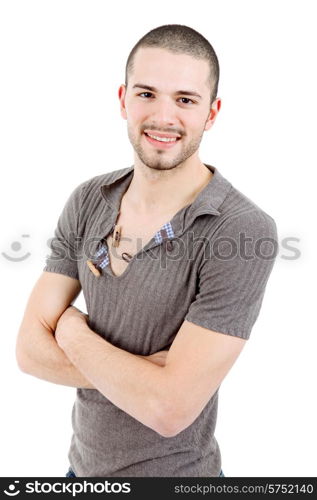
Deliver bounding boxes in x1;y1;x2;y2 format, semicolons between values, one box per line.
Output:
143;131;181;149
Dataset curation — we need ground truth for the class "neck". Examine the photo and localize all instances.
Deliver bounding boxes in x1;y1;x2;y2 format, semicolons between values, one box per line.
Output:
123;156;213;216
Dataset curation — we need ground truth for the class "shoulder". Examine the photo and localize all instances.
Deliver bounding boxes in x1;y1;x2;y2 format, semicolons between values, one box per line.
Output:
215;181;278;242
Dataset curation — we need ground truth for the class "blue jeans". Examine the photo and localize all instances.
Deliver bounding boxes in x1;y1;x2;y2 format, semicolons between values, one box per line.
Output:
65;467;225;477
66;467;76;477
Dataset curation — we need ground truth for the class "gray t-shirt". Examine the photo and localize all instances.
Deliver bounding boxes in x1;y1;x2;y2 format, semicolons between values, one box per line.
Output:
44;164;278;477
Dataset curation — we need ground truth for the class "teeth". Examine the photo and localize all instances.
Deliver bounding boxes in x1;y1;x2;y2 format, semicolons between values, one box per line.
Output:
147;133;178;143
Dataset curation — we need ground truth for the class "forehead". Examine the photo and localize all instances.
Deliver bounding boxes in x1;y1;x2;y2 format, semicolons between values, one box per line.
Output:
130;47;210;93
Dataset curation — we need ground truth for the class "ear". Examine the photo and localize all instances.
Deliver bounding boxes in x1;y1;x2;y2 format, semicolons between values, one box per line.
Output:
204;98;221;131
118;84;127;120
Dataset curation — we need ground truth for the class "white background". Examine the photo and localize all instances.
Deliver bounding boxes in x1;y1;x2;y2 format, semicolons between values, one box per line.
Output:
0;0;316;477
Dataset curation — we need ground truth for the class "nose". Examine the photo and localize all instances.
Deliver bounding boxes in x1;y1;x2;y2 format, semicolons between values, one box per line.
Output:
150;96;178;127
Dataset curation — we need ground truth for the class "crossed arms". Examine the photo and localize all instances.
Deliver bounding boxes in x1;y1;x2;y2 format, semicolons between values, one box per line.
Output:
16;272;246;438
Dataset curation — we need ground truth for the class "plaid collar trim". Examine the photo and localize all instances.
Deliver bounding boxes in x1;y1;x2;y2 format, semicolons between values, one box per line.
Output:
92;221;176;273
154;222;175;243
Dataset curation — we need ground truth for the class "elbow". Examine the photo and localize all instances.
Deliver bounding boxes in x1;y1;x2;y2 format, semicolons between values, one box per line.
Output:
16;357;29;374
154;399;189;438
15;340;31;374
15;351;28;374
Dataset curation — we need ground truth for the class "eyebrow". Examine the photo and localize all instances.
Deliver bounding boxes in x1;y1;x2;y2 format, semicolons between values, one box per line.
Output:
132;83;202;100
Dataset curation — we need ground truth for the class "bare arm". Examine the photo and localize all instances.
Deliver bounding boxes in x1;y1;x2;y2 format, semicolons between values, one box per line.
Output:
15;272;95;388
15;272;168;388
55;308;245;436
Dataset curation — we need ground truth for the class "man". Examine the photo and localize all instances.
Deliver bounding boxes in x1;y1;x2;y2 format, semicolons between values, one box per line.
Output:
16;24;278;477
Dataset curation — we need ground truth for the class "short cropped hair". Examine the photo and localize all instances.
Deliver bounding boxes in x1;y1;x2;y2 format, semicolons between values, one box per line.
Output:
125;24;220;105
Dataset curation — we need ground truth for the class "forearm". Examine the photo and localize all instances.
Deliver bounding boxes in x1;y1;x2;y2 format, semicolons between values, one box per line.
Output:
17;325;166;390
60;323;171;435
17;327;94;389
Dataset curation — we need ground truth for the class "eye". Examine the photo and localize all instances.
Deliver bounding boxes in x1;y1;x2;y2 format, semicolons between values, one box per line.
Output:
179;97;195;104
138;92;153;98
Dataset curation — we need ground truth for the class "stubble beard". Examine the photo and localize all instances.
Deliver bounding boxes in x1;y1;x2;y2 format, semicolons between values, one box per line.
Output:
127;125;205;171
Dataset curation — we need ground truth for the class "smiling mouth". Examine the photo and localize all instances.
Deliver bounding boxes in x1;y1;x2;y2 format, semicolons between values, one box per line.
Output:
143;132;181;148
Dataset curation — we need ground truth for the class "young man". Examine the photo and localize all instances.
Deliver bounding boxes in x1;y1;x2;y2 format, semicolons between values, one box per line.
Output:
16;25;278;477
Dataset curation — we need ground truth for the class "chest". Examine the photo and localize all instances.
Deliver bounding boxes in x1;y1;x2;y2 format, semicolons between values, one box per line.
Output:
105;213;172;277
79;209;207;354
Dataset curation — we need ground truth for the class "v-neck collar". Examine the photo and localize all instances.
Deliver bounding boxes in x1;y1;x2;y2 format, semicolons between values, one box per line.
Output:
100;163;232;239
87;164;233;277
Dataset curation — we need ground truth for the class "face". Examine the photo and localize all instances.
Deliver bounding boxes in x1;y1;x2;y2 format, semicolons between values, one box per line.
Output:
119;48;221;171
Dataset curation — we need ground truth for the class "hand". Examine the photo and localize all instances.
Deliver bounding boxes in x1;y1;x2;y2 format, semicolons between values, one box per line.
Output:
55;306;89;350
144;349;169;367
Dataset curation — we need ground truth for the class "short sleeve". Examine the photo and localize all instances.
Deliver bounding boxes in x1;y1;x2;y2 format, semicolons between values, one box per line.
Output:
43;181;86;280
184;210;278;339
